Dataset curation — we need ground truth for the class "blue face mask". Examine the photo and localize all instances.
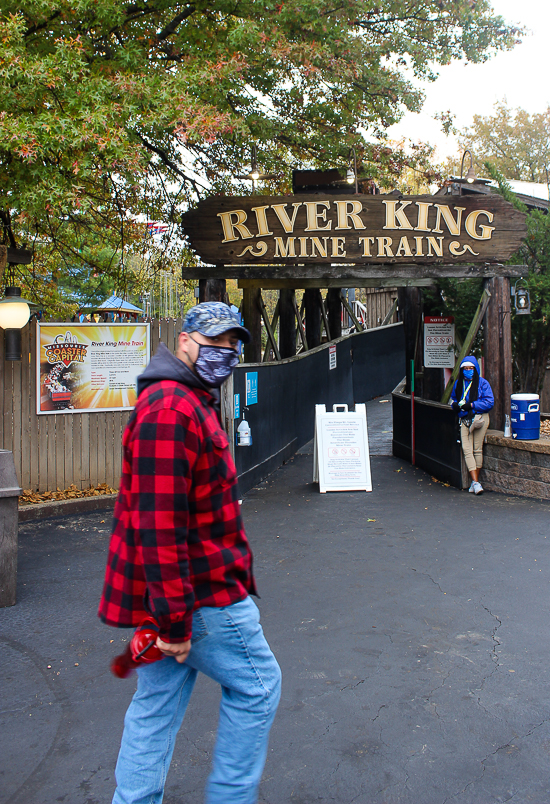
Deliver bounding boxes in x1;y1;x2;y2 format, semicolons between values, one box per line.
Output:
191;338;239;387
463;368;474;380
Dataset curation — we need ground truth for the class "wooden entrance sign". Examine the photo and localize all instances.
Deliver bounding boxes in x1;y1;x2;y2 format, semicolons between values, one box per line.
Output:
181;193;527;280
181;193;527;421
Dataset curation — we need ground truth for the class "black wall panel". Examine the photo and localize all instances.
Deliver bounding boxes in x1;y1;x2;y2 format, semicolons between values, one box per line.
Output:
233;324;405;493
392;382;466;489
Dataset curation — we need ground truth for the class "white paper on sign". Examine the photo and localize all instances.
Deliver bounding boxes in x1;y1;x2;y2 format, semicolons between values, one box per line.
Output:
313;403;372;493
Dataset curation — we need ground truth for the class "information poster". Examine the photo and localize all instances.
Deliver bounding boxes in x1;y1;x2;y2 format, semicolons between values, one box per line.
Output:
424;316;455;369
245;372;258;405
37;323;150;414
313;404;372;493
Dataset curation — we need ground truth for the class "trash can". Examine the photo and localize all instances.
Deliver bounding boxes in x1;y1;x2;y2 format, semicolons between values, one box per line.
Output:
0;450;22;607
511;393;540;440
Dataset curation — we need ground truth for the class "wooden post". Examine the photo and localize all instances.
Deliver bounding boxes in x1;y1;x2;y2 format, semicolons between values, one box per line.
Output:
304;288;321;349
242;287;262;363
398;287;422;394
279;289;296;359
326;288;342;340
484;277;512;431
199;278;228;303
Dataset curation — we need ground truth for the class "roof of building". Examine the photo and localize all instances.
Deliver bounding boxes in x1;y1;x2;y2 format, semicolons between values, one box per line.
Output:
95;294;144;313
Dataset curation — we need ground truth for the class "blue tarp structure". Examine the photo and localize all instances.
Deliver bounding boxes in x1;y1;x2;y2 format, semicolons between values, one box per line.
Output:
96;294;143;313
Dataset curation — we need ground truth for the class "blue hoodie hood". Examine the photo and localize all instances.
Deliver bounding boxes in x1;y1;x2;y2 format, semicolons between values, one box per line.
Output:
460;355;480;375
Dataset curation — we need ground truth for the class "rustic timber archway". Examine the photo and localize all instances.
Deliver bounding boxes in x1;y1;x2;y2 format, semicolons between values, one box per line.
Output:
182;192;528;429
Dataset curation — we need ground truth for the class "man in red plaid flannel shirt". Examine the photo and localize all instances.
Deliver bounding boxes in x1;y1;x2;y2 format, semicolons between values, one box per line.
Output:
99;302;281;804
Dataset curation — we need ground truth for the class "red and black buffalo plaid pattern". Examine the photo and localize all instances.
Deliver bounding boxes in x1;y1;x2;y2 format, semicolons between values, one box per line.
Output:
98;380;256;642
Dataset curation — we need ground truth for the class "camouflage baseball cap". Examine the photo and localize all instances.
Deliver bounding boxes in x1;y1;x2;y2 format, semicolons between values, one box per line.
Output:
182;301;250;343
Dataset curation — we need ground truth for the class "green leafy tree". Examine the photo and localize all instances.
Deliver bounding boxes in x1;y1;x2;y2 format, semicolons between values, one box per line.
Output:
427;164;550;395
1;1;521;314
456;101;550;183
484;163;550;394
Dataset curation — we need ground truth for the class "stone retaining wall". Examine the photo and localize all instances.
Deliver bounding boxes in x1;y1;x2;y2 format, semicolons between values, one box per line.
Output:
481;430;550;500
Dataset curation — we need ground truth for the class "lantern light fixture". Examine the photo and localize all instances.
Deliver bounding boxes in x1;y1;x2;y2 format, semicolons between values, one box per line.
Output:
236;145;279;192
0;286;33;361
512;279;531;315
460;149;476;184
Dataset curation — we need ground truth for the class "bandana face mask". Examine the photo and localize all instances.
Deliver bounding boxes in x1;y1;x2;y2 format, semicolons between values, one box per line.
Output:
463;368;474;379
191;337;239;387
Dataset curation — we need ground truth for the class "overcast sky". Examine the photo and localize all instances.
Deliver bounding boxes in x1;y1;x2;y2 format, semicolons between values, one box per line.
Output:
387;0;550;162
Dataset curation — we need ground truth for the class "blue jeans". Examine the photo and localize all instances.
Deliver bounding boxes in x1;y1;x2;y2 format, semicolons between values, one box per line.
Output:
112;597;281;804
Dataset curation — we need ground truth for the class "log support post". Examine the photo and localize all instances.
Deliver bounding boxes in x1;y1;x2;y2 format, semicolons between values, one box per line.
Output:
483;276;512;431
198;278;228;304
304;288;321;349
242;287;262;363
397;287;423;394
279;289;297;359
326;288;342;340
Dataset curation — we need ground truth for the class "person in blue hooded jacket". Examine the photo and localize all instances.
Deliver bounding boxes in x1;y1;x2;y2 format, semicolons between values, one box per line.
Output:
450;355;494;495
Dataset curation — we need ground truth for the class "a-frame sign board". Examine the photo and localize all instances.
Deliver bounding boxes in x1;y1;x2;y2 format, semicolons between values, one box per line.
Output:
313;404;372;493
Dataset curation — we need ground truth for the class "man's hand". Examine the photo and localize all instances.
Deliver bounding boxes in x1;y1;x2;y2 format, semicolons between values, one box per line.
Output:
156;637;192;664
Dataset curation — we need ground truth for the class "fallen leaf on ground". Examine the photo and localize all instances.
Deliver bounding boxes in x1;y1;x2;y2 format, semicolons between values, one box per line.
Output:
19;482;117;506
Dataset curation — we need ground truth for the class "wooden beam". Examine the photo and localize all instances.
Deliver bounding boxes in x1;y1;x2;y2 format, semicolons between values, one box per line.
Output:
238;278;432;289
482;277;512;430
279;289;296;359
440;287;492;404
292;293;308;352
186;263;528;281
262;300;280;362
304;288;321;348
320;291;332;341
381;297;398;326
258;294;281;362
242;287;262;363
398;287;423;395
198;278;228;303
326;288;340;339
340;291;364;332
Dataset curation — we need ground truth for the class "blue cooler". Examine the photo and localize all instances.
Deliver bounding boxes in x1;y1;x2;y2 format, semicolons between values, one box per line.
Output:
511;393;540;440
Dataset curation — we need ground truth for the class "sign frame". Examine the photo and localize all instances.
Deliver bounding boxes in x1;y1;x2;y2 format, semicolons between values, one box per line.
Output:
423;315;455;369
313;403;372;493
181;193;527;277
37;322;150;415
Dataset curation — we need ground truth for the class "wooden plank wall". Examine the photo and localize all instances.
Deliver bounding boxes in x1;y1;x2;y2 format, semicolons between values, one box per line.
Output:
0;317;182;493
360;288;398;329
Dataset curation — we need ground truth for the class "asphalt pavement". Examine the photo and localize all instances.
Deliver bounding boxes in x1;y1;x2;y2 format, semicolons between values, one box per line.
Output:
2;398;550;804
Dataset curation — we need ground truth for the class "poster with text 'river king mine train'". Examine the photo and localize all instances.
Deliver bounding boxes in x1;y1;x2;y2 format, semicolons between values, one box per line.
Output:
37;324;150;414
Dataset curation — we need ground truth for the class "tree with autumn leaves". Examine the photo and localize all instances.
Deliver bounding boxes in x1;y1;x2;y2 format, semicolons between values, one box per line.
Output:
1;1;520;315
436;102;550;395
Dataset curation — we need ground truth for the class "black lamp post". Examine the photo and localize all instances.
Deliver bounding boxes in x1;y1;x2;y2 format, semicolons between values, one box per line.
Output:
346;147;359;194
236;145;279;193
460;149;476;184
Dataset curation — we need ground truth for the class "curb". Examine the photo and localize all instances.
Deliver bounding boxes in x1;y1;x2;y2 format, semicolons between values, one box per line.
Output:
18;494;117;523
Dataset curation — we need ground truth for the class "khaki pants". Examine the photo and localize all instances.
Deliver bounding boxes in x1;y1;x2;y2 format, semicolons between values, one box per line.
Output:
460;412;490;473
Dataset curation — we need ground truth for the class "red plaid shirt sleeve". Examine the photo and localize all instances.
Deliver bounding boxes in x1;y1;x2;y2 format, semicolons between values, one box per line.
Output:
99;381;256;642
128;407;199;642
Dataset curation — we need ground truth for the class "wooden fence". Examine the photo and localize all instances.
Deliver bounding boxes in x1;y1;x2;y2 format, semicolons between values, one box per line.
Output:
0;318;183;493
